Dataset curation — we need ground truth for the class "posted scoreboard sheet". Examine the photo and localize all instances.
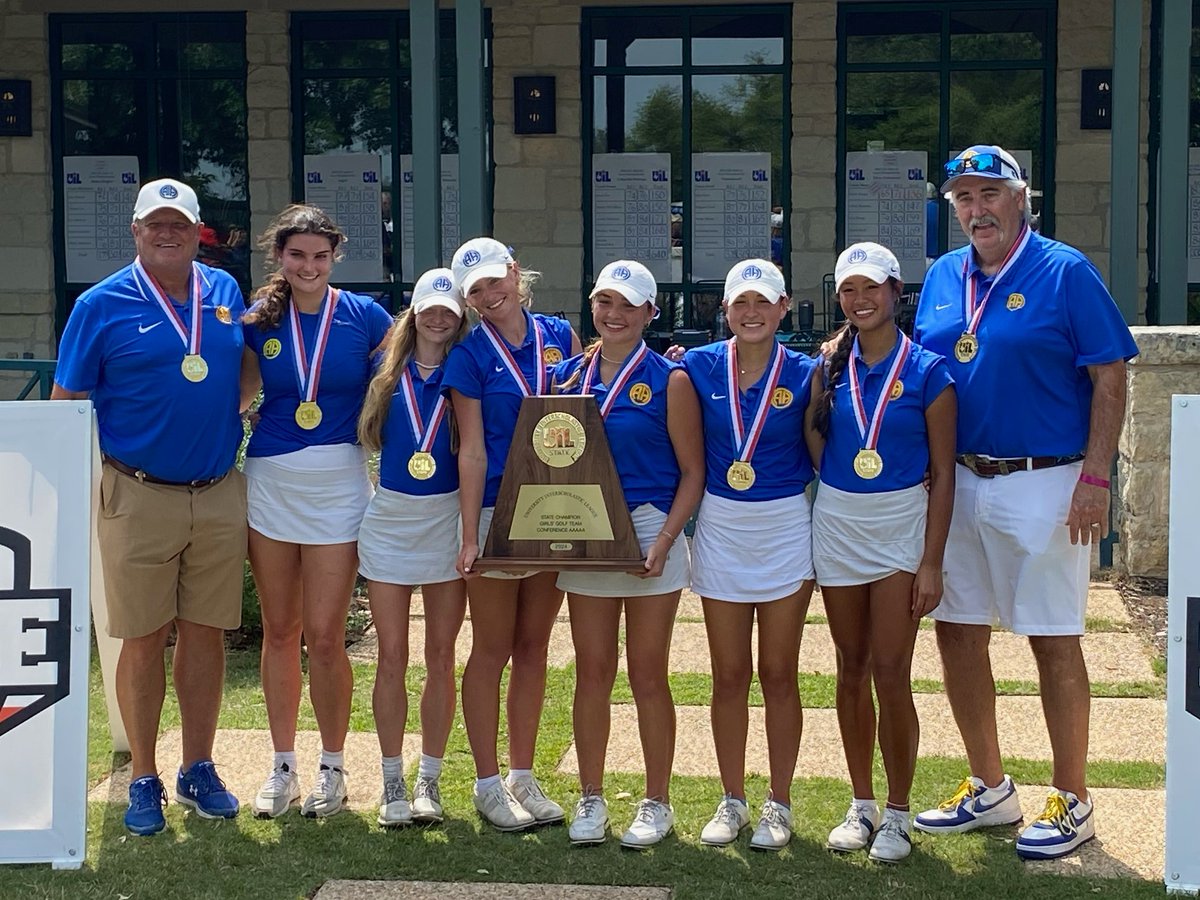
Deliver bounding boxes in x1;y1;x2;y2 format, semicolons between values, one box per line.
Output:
844;150;928;285
303;152;385;283
400;154;462;274
690;152;772;282
591;153;672;283
63;156;140;285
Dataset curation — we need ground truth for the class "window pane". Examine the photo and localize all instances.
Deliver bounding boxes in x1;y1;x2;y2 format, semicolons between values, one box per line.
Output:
845;10;940;64
301;19;392;70
303;77;395;158
691;13;786;66
61;79;146;156
691;74;784;207
593;74;683;201
590;16;683;67
949;69;1042;190
950;9;1046;61
158;20;243;71
59;21;149;72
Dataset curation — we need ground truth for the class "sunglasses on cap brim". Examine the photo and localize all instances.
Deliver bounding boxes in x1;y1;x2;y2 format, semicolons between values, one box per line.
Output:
943;153;1019;182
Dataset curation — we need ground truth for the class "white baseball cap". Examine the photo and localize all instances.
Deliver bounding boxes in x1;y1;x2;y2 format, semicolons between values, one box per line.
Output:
939;144;1024;194
133;178;200;223
723;259;786;304
451;237;513;296
590;260;657;307
411;267;464;316
834;242;902;291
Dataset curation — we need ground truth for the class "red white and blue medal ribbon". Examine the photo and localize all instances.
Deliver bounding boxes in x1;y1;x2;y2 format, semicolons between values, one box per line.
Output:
480;312;548;396
848;331;912;452
960;223;1031;336
581;341;650;418
725;338;785;463
399;364;449;453
134;257;203;355
288;287;340;403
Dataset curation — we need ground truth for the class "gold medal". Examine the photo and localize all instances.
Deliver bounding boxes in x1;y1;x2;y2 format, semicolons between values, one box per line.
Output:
726;460;756;491
853;448;884;479
408;451;436;480
181;354;208;383
295;401;323;430
954;332;978;363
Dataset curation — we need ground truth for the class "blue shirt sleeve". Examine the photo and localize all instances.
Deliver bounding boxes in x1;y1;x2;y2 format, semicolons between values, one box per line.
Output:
441;341;484;400
921;355;954;409
1062;256;1140;367
54;297;104;393
366;299;393;349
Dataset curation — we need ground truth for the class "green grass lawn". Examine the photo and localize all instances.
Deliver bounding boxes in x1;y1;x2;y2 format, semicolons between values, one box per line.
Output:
12;646;1165;900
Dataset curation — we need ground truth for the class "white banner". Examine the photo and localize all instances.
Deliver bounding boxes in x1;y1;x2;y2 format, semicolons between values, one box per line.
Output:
690;152;772;281
0;401;94;869
1167;395;1200;894
303;153;385;283
64;156;140;285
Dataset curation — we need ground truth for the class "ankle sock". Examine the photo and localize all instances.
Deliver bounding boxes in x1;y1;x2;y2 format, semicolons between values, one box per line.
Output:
418;754;442;780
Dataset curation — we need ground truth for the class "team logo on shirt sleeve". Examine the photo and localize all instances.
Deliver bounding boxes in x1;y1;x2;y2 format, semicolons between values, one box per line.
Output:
263;338;282;359
628;383;652;405
543;347;563;365
1006;292;1025;311
215;306;232;324
890;380;904;399
771;387;793;408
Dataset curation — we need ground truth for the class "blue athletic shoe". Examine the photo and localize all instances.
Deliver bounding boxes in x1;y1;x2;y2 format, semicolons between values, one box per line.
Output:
914;775;1022;834
176;759;240;819
125;775;167;836
1015;790;1095;860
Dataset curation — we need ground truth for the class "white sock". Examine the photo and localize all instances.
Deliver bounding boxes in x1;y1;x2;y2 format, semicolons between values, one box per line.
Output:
274;751;297;771
320;749;345;771
506;768;532;785
381;755;403;780
476;774;502;794
418;754;442;780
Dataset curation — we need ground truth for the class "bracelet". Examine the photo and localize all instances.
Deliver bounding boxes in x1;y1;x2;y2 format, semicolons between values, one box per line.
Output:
1078;473;1111;489
657;530;677;543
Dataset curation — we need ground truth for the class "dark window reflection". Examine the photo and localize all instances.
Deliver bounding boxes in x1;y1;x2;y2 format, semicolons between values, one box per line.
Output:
590;16;683;66
692;13;786;65
950;9;1046;61
845;10;940;64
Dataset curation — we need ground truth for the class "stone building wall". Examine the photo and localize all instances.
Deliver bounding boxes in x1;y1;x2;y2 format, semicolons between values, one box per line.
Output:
1117;327;1200;578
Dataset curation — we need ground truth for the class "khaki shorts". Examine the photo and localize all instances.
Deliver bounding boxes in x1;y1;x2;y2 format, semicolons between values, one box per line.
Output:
98;463;248;639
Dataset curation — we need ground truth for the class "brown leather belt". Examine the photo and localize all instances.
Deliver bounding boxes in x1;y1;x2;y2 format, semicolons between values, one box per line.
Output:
104;456;228;488
956;453;1085;478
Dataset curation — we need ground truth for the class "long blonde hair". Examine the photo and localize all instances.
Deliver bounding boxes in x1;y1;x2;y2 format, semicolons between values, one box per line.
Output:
357;307;469;451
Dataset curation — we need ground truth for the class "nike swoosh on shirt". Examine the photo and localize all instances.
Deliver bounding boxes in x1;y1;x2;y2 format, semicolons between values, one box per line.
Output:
934;303;952;311
711;393;727;400
495;365;506;373
137;321;163;333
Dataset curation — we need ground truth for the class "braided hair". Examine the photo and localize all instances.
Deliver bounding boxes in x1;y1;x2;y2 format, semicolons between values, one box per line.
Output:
811;322;858;438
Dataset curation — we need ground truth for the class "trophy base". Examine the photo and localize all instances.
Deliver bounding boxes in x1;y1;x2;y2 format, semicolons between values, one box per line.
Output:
472;556;647;574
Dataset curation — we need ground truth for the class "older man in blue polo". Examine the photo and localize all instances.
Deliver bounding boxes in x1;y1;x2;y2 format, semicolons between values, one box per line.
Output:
910;145;1137;860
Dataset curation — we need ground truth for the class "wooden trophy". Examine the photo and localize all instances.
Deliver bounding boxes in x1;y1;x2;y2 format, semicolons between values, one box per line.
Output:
473;395;645;573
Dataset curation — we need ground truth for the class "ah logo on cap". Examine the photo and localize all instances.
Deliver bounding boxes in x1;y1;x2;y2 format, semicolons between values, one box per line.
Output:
0;527;72;741
159;184;179;200
462;250;481;267
741;264;762;280
847;248;868;264
433;276;453;292
612;266;632;280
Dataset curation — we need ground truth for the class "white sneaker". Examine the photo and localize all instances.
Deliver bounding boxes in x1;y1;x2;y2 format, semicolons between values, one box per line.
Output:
1015;789;1095;860
700;795;751;846
508;775;565;825
621;799;674;849
474;781;535;832
377;774;411;827
253;762;300;819
749;798;793;851
301;765;348;818
869;808;913;863
827;800;880;851
411;775;444;824
914;775;1022;834
569;794;609;845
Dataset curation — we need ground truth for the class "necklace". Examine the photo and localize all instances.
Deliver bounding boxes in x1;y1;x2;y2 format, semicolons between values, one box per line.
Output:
413;359;440;370
600;353;627;365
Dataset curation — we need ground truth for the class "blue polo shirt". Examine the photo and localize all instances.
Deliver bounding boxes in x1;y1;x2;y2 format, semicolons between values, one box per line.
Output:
914;231;1138;457
244;290;392;458
820;332;953;493
553;349;681;514
55;261;245;482
683;339;817;501
378;362;458;496
441;310;574;507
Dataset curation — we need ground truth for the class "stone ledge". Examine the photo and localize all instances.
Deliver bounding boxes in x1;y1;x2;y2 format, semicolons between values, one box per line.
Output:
1128;327;1200;366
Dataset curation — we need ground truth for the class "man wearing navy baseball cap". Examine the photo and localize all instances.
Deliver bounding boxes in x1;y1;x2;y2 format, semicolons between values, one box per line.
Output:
910;146;1137;860
52;178;248;836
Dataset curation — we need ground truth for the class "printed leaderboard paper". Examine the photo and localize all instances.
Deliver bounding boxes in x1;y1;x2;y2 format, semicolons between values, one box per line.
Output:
844;150;928;285
304;152;384;283
591;153;672;282
64;156;140;284
690;152;772;282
